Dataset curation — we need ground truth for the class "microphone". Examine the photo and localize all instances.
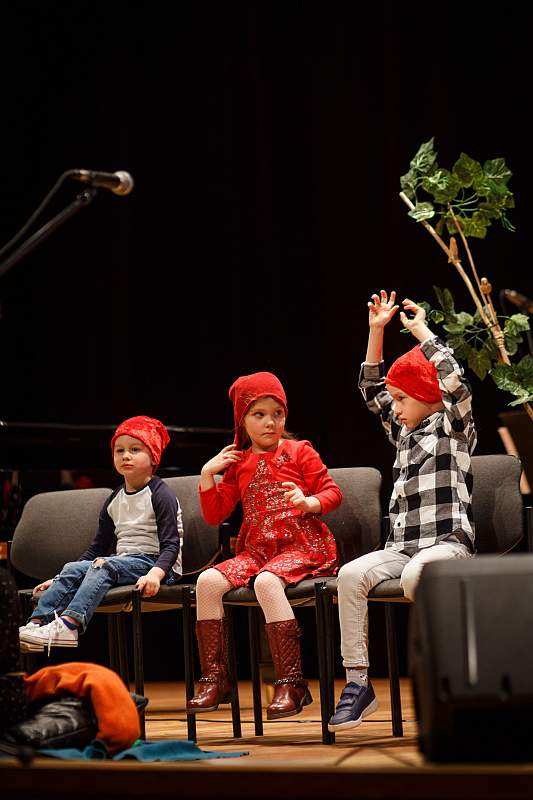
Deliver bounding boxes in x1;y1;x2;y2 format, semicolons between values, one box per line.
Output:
69;170;134;196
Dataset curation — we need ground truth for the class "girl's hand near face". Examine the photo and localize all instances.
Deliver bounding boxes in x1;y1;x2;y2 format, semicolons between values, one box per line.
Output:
282;482;321;514
201;444;243;477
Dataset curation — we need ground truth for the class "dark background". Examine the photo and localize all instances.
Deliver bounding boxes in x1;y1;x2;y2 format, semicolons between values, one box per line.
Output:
1;3;531;679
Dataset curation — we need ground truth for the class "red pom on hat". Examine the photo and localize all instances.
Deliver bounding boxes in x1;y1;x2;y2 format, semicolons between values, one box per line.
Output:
110;416;170;466
229;372;287;449
385;345;442;404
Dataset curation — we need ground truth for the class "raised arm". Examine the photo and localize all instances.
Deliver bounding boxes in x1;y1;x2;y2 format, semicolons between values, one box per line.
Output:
401;299;476;447
359;290;401;444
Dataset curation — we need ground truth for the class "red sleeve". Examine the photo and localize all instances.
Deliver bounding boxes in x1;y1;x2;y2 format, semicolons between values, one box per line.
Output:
297;441;343;515
198;466;241;526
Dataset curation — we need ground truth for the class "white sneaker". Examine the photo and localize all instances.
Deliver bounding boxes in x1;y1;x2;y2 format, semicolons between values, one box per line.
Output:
20;612;79;655
19;621;45;652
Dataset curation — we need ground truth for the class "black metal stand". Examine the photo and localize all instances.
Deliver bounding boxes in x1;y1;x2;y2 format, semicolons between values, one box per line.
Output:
0;188;97;280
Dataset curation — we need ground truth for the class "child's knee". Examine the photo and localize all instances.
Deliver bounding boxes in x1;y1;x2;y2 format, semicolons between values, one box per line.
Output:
254;570;284;598
399;567;419;601
196;568;227;596
338;560;366;589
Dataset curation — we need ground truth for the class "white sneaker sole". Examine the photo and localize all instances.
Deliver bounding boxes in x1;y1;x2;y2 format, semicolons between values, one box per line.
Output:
21;632;78;648
328;697;379;732
19;640;45;653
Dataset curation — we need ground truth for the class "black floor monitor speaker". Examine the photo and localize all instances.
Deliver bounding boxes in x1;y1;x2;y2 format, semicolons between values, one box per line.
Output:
410;554;533;762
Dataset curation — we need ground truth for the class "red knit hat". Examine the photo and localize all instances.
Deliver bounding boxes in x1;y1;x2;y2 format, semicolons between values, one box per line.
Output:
110;416;170;466
385;345;442;404
229;372;287;448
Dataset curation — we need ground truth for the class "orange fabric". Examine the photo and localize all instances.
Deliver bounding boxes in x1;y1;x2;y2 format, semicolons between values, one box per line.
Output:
24;662;140;754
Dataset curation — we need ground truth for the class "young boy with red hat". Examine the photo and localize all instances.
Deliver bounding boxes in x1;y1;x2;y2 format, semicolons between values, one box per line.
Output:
19;416;182;652
329;290;476;732
187;371;342;721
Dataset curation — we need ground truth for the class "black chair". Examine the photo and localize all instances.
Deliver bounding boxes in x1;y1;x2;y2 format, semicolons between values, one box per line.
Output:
180;466;382;744
317;453;531;743
8;477;239;742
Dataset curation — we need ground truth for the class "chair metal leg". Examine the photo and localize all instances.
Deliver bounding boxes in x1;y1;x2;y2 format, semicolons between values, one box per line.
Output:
116;613;129;688
315;582;335;744
248;606;263;736
107;615;118;673
226;606;242;738
182;585;197;742
131;590;145;739
385;603;403;737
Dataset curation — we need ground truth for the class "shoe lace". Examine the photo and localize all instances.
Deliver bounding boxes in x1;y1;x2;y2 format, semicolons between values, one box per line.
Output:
47;611;64;656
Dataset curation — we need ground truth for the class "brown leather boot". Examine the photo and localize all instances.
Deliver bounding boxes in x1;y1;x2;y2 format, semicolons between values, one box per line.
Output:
186;618;234;713
265;619;313;720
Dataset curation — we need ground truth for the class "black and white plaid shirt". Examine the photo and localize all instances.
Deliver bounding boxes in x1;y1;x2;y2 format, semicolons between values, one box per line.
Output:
359;336;477;554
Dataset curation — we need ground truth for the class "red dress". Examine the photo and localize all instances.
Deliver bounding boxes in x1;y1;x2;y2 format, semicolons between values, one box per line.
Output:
199;439;341;587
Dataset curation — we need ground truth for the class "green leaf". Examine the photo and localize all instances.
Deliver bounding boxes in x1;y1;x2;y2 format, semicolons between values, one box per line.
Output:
409;138;437;176
429;310;445;324
504;334;520;356
400;169;417;200
505;314;530;336
491;356;533;399
433;286;456;318
509;394;533;406
408;202;435;221
483;158;512;185
445;214;470;236
443;322;466;334
456;311;474;327
446;336;472;360
452;153;483;188
467;346;492;380
421;169;461;204
468;212;489;239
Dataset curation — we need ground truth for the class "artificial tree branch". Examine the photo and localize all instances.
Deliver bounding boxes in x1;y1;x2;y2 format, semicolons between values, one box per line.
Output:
399;192;490;324
447;205;485;298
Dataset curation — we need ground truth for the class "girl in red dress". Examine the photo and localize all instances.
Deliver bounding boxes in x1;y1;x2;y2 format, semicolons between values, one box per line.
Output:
187;372;342;720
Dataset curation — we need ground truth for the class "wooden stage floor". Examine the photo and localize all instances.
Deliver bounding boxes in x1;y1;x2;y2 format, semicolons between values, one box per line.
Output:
2;679;533;800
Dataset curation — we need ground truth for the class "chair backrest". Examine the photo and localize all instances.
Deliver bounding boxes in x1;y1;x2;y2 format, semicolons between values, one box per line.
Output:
163;476;220;575
323;467;382;566
10;488;112;581
471;454;523;553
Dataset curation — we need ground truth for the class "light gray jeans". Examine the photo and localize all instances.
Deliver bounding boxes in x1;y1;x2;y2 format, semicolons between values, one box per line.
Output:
337;541;472;667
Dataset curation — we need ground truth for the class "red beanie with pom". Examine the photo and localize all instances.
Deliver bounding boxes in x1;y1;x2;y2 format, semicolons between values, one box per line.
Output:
385;345;442;404
110;416;170;466
229;372;287;448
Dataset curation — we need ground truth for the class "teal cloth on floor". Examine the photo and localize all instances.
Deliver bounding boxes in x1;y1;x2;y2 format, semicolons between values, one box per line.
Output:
39;739;248;761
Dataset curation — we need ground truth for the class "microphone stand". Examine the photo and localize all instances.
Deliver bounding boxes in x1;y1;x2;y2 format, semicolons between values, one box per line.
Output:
0;187;98;281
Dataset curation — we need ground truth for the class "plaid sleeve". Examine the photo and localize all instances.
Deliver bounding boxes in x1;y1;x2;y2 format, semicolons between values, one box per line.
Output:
358;361;400;444
421;336;477;449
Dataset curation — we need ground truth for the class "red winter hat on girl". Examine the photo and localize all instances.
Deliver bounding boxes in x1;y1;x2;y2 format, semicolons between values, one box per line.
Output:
229;372;287;448
385;345;442;404
111;416;170;466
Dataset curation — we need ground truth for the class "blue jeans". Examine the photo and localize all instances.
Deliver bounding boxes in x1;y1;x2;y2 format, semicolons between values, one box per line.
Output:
30;554;158;633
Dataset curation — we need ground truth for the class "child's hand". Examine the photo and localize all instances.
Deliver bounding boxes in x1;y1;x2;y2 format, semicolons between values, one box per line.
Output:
201;444;243;476
33;579;53;596
136;569;161;598
282;482;321;513
368;290;399;328
400;298;432;341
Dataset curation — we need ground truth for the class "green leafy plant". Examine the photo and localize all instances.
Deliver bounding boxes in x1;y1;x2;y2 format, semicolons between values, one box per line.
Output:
400;137;515;239
414;288;532;406
399;138;532;422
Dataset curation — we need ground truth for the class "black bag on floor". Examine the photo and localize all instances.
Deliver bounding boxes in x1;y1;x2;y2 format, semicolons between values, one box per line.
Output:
410;554;533;763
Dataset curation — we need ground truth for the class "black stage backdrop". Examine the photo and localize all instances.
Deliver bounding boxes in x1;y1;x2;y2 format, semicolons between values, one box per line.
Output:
1;3;531;678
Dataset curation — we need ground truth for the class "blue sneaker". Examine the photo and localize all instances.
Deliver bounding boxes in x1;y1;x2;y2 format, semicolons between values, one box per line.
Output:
328;681;378;732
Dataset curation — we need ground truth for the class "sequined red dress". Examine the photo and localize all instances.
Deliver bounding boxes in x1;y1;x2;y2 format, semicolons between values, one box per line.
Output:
199;439;341;587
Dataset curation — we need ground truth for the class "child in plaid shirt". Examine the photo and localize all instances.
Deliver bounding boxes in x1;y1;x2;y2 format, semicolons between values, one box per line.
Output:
329;290;476;732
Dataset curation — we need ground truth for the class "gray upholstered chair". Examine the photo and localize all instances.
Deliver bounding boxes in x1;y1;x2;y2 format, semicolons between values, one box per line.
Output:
207;466;383;744
9;477;230;741
318;454;531;743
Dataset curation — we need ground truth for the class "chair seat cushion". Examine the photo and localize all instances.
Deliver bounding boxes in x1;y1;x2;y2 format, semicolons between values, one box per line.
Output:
223;576;331;606
369;578;407;600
